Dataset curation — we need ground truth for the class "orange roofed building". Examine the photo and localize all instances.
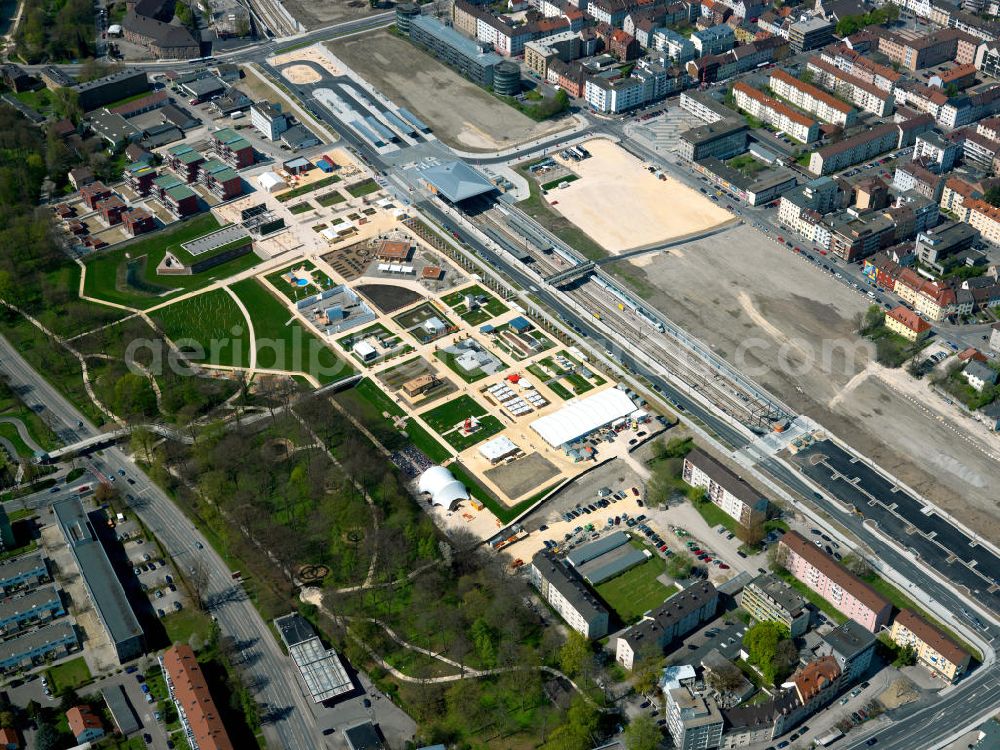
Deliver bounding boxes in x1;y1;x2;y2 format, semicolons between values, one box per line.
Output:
162;644;235;750
885;305;932;341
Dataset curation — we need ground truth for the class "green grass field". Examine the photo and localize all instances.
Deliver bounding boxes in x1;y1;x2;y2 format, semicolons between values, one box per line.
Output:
347;178;380;197
317;190;347;207
420;394;487;432
83;215;261;309
0;422;34;459
289;201;315;215
45;657;93;693
153;289;252;368
274;175;341;202
439;415;504;451
596;556;674;624
229;279;353;383
441;285;509;326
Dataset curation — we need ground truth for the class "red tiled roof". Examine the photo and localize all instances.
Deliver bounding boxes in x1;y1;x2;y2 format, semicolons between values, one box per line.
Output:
771;69;854;114
67;705;103;737
733;81;817;129
163;644;235;750
792;656;841;702
886;305;931;334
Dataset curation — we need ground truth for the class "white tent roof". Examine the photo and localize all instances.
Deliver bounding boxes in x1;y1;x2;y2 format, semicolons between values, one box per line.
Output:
417;466;469;508
258;171;284;191
530;388;636;447
478;435;519;462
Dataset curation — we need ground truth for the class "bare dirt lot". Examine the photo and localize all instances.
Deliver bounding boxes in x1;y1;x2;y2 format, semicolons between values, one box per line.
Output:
485;452;560;501
327;30;573;151
280;0;375;31
620;223;1000;540
545;139;732;253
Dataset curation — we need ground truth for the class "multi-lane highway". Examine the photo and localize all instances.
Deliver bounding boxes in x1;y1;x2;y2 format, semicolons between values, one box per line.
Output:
0;337;319;750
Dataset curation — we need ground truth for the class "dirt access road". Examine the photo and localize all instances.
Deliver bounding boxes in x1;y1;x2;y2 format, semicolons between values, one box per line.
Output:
620;223;1000;541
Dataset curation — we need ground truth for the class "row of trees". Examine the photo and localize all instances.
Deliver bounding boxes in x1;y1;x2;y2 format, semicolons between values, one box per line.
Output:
835;5;900;37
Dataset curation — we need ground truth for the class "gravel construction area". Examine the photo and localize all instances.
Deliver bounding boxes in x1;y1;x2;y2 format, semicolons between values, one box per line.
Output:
624;223;1000;539
545;139;731;253
279;0;375;30
327;30;572;151
484;452;560;502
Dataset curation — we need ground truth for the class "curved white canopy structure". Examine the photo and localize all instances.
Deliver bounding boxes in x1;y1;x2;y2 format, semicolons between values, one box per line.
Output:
418;466;469;508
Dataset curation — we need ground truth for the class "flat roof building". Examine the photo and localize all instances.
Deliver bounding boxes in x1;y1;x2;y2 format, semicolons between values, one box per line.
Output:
818;619;877;683
530;550;609;639
408;14;503;89
101;684;142;736
740;574;809;637
275;613;354;703
665;685;724;750
53;498;144;663
679;119;748;162
530;387;636;447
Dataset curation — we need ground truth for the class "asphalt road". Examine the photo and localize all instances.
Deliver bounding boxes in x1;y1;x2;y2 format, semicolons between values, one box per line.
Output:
0;336;319;750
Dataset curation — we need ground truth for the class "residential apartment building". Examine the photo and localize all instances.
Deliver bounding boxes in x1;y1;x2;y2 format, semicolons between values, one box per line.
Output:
740;574;810;636
818;45;899;91
687;37;787;84
691;24;735;56
199;159;242;201
210;127;254;169
890;609;970;682
71;68;149;111
250;101;289;141
788;16;834;52
529;550;610;639
524;31;582;78
732;82;819;143
877;28;977;71
0;586;64;635
682;448;768;527
938;86;1000;129
809;117;935;175
680;90;734;122
54;498;145;664
162;644;235;750
894;267;961;320
964;197;1000;245
0;620;79;673
806;57;894;117
0;554;49;593
885;305;932;341
616;582;718;669
585;75;642;113
940;176;983;220
916;219;980;274
665;685;725;750
769;69;856;127
913;130;959;172
653;27;697;64
894;162;946;204
817;620;877;683
778;531;892;632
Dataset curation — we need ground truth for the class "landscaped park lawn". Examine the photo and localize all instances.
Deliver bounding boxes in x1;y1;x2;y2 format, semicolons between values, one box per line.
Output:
419;394;503;451
153;289;252;368
83;215;261;309
229;278;353;383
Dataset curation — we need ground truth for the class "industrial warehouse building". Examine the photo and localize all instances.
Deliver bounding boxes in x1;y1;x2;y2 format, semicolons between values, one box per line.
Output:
568;532;651;586
53;498;145;664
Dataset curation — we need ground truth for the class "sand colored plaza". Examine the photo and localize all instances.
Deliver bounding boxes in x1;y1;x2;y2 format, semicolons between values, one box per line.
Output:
281;64;322;85
269;44;343;76
545;139;732;254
